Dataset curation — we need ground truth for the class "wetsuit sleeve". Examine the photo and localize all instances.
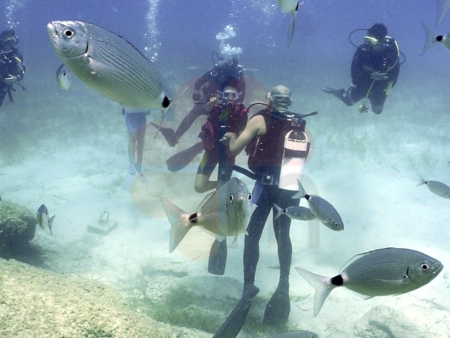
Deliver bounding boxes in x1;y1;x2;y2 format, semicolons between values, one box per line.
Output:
350;45;370;84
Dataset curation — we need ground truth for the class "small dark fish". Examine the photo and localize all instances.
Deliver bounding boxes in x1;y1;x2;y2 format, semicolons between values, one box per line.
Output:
296;247;443;316
417;177;450;199
273;203;315;221
36;204;55;235
292;180;344;231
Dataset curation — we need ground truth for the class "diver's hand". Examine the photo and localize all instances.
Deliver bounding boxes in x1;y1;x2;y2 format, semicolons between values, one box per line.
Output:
3;76;17;85
220;132;237;145
370;71;388;81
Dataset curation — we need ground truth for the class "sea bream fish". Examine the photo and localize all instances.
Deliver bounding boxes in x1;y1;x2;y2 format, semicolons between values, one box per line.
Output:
161;177;252;253
277;0;303;47
421;22;450;55
292;180;344;231
56;63;72;90
417;177;450;199
47;20;170;111
436;0;450;25
296;247;443;317
273;203;316;221
36;204;55;235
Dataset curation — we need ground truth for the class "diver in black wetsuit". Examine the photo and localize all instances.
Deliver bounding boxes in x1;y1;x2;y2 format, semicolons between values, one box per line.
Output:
0;29;26;108
322;23;400;114
214;85;311;337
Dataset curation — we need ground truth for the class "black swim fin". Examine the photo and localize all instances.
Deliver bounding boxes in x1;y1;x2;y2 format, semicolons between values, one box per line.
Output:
262;283;290;326
208;238;227;275
166;142;203;172
213;284;260;338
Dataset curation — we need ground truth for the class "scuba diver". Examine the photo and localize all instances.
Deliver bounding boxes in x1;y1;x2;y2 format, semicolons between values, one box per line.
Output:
152;53;245;153
0;29;26;108
214;85;316;337
322;23;400;114
194;84;248;193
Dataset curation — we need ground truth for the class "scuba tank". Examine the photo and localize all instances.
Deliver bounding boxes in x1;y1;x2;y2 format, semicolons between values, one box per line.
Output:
278;111;317;190
279;128;309;191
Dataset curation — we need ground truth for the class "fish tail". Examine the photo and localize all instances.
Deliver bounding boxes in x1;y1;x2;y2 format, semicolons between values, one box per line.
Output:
295;267;334;317
48;215;56;236
273;203;284;220
416;175;426;187
421;22;436;55
292;179;306;199
160;197;191;253
287;14;295;47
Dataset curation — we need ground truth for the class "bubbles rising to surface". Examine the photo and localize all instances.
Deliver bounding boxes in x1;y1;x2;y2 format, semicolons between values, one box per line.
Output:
145;0;160;63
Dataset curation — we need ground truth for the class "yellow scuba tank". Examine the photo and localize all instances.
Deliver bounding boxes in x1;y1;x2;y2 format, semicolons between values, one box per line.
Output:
279;129;309;191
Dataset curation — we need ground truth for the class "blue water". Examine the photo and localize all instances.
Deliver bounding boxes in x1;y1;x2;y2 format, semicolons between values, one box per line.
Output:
1;1;450;337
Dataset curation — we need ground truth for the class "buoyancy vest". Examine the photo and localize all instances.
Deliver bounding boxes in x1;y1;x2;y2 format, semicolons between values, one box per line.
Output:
246;109;306;182
199;102;248;151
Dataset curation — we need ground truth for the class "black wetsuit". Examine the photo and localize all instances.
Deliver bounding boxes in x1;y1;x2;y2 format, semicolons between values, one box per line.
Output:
0;47;25;108
346;37;400;113
243;109;305;288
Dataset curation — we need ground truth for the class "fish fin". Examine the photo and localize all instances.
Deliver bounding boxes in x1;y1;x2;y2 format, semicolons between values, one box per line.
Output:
416;175;426;187
435;0;450;26
160;197;191;253
420;22;437;55
273;203;283;220
295;267;334;317
292;179;306;199
48;215;56;236
287;13;295;47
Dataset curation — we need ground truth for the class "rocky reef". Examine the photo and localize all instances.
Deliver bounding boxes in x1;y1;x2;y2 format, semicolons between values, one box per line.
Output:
0;200;36;258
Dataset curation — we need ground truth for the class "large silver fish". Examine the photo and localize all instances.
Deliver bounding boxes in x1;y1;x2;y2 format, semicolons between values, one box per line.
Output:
47;20;170;111
161;177;252;253
56;63;72;90
421;22;450;55
36;204;55;235
292;180;344;231
296;247;443;316
417;177;450;199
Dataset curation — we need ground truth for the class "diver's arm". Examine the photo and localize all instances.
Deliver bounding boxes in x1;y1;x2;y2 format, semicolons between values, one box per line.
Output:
225;115;265;156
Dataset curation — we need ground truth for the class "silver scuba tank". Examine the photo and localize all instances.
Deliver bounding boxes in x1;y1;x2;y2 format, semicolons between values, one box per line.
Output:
279;129;309;191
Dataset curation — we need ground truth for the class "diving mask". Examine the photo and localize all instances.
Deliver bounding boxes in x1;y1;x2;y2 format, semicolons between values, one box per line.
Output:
222;89;240;101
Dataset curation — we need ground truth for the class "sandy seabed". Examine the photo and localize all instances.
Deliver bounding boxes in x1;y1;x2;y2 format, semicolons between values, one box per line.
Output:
1;82;450;337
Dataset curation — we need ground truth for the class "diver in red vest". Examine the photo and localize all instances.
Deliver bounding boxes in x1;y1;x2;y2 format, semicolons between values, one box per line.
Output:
214;85;316;336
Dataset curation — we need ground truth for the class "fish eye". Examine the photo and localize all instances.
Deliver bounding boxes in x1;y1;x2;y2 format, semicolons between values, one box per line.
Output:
63;28;74;38
247;194;252;202
229;195;234;203
421;263;429;271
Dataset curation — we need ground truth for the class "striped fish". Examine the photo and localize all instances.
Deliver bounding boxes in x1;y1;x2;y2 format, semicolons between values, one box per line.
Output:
161;177;252;253
47;20;170;111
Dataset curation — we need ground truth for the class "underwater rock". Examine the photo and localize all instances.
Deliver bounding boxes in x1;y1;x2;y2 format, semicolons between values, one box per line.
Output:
0;258;210;337
0;200;36;258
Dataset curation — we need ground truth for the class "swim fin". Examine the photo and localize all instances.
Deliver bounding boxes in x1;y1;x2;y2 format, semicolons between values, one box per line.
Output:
166;142;203;172
213;284;260;338
208;238;227;275
262;282;290;326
